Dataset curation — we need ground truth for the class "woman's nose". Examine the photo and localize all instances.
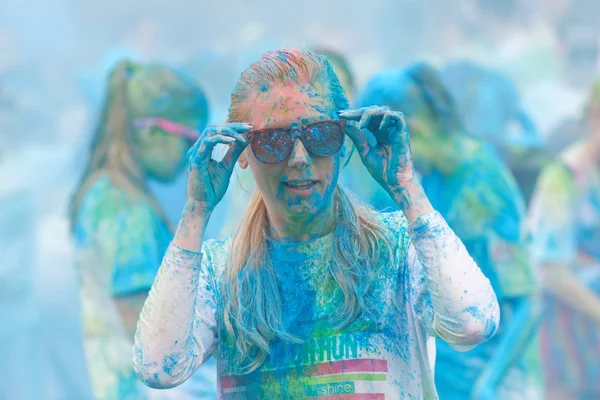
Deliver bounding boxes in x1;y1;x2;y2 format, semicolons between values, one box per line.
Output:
287;138;312;168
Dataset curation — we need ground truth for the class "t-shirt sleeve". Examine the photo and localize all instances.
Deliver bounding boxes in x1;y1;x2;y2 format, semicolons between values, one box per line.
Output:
74;182;170;296
385;211;499;349
134;240;221;389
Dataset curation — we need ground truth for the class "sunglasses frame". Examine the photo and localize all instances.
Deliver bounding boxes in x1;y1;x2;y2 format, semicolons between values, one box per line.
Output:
246;119;347;164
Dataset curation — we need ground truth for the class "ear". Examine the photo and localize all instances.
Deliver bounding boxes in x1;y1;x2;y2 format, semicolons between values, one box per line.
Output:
238;148;249;169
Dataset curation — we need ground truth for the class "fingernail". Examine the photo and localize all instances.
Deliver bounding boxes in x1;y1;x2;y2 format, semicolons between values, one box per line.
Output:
232;122;252;129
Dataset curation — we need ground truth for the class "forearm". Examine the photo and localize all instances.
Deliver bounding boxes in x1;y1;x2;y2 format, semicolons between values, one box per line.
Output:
543;263;600;324
475;296;542;392
409;212;500;347
389;178;434;223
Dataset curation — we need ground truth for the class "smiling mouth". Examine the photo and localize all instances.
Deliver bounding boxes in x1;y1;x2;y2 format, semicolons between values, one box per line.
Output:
283;180;318;190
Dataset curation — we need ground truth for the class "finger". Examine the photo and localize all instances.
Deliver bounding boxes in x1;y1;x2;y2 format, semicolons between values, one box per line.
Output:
379;111;396;131
224;122;253;132
358;108;387;131
205;126;249;143
186;136;203;160
193;134;237;165
338;105;390;119
383;112;409;144
358;109;375;130
378;110;405;131
337;106;375;121
344;125;371;160
220;139;250;173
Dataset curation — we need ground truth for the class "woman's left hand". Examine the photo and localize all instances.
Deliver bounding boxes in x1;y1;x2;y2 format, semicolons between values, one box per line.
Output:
339;105;416;197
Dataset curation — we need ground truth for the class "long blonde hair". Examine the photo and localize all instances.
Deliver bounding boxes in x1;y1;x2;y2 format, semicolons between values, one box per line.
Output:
223;48;395;373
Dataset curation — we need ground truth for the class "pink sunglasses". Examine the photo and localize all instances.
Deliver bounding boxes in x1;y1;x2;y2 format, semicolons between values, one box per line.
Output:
134;117;201;141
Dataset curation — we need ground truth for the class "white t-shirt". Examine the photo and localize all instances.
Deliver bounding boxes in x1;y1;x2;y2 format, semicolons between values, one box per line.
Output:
133;210;499;399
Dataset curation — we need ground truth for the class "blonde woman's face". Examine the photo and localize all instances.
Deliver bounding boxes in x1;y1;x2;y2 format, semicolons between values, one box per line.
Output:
239;83;343;218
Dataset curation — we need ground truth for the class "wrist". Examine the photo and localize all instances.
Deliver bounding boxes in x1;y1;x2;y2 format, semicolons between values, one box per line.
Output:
174;202;211;252
388;179;433;223
182;200;213;221
388;177;421;207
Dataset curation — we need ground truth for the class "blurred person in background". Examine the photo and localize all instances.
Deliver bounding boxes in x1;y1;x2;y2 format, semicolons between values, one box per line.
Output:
357;63;542;399
441;60;546;205
431;0;559;84
528;77;600;400
525;0;600;138
69;60;216;399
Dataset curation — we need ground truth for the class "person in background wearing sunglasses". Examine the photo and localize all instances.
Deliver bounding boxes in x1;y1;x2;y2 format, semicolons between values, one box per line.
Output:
69;60;214;399
132;48;499;399
357;63;542;400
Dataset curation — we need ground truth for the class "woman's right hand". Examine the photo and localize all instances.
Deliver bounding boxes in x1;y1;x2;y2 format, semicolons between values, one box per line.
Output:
185;122;252;214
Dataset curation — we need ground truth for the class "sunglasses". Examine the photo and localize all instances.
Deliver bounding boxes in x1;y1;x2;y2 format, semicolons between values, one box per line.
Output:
133;117;201;141
246;119;346;164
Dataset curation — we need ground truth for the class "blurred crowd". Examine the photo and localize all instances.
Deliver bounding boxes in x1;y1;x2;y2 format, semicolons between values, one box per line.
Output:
1;0;600;399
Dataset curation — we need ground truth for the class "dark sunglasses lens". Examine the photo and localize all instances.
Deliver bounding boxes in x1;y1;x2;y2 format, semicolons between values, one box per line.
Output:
302;121;344;156
252;129;293;163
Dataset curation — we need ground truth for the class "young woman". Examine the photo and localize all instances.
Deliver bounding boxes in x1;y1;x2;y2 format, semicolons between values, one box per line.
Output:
133;49;499;399
357;63;542;399
70;60;211;399
529;78;600;400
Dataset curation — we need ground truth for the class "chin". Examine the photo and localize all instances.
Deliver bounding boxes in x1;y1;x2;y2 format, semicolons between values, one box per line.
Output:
282;200;318;217
279;193;328;218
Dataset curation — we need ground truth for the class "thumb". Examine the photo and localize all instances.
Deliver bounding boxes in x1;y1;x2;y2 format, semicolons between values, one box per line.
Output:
221;139;249;174
345;124;371;161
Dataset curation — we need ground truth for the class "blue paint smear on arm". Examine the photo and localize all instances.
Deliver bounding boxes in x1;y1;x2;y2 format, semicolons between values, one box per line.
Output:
162;354;178;376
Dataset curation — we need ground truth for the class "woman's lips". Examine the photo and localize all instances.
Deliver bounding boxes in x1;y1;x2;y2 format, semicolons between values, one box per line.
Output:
283;180;318;193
